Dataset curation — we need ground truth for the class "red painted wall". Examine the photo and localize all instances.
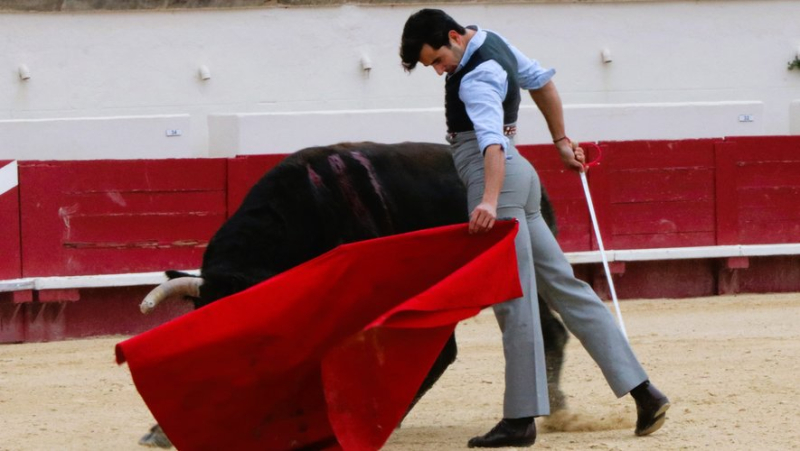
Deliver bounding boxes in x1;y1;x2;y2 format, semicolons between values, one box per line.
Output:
518;145;592;252
7;137;798;282
18;159;228;277
0;161;21;279
716;136;800;244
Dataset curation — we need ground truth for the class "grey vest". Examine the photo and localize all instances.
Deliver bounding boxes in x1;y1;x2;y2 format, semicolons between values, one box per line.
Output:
445;30;521;133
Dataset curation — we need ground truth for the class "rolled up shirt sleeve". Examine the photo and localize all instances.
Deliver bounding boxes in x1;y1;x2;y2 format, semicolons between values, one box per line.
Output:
459;60;510;155
505;41;555;90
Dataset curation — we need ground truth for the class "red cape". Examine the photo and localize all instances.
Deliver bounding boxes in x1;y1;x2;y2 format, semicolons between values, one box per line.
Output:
116;221;522;450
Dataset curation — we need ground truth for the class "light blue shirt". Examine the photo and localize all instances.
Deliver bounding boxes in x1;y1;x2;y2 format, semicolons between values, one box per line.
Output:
451;27;555;154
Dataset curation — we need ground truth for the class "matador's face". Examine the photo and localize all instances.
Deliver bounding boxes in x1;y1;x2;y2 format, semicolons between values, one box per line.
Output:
418;31;466;76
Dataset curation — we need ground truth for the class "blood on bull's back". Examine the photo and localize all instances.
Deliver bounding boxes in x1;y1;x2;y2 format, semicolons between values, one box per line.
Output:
199;142;469;307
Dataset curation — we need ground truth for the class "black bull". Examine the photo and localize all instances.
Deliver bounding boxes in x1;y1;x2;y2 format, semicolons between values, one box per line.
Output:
143;142;570;446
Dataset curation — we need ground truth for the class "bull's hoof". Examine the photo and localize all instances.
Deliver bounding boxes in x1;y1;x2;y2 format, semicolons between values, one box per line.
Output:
548;386;568;412
139;424;173;449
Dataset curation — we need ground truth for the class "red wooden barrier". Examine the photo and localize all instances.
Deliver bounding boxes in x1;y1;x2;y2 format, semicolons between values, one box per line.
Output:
600;139;718;250
0;160;24;342
19;159;228;277
716;136;800;244
518;144;591;252
0;160;21;279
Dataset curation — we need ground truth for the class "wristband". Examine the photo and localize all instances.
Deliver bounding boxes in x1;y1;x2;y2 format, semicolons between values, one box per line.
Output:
553;136;570;144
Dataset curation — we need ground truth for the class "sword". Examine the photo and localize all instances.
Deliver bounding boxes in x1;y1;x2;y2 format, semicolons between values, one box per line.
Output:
577;142;628;340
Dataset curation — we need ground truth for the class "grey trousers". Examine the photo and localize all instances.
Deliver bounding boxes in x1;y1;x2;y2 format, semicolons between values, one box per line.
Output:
449;131;648;418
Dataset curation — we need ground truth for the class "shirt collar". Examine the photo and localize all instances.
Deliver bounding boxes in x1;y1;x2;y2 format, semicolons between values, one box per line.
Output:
451;26;486;76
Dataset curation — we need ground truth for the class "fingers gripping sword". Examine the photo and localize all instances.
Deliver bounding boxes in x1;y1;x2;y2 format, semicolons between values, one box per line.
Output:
577;142;628;340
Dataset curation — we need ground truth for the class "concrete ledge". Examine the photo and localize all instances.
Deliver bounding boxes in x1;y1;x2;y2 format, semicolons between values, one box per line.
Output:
0;269;199;293
1;244;797;292
564;243;800;264
0;279;34;292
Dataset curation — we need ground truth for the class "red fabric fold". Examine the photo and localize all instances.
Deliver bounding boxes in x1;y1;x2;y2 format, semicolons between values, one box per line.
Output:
116;220;522;451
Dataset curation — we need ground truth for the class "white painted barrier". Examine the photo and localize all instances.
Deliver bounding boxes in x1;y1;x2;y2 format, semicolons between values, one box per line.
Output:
0;115;195;160
2;244;797;292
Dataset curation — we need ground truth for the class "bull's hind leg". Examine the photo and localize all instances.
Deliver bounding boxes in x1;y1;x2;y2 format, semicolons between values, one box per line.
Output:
539;296;569;411
402;332;458;420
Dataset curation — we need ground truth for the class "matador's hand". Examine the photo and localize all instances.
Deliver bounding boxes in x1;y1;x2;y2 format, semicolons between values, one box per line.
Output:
469;202;497;234
556;139;585;173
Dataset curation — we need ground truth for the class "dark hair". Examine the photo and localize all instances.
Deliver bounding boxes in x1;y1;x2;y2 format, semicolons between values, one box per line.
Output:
400;9;466;72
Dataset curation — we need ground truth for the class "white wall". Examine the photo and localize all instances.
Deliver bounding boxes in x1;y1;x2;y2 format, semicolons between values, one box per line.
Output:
2;1;799;159
0;115;193;160
209;102;765;155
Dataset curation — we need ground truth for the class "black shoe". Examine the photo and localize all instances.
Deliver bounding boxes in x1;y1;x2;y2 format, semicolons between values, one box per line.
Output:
467;418;536;448
631;381;670;436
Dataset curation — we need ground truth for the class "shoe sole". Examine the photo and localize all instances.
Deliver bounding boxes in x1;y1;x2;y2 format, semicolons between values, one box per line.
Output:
635;402;670;436
468;438;537;448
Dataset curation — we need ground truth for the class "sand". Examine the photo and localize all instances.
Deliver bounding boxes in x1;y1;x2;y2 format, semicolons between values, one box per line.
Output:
1;292;798;451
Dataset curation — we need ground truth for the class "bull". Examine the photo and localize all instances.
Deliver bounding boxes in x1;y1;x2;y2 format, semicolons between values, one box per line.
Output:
138;142;569;448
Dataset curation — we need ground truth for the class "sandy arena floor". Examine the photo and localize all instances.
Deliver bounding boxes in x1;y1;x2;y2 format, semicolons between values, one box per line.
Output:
1;293;798;451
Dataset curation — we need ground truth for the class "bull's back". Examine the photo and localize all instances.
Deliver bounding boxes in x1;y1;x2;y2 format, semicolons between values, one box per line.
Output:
278;142;468;237
201;143;468;301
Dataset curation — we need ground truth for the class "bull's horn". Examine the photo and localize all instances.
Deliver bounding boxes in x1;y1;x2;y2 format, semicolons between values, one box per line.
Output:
140;277;203;314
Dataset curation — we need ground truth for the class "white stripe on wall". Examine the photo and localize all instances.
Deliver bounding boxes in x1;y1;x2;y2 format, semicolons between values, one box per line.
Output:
0;161;18;196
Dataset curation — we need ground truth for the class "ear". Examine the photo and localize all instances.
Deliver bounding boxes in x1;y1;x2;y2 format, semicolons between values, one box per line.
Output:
448;30;462;46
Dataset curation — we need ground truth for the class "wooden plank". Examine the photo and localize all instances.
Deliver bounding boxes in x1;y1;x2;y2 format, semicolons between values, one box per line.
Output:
724;136;800;162
737;220;800;245
517;145;591;251
609;168;714;203
518;144;563;171
589;144;613;250
612;231;715;250
550;199;590;225
538;173;585;200
65;212;224;243
22;159;227;191
64;191;227;215
736;186;800;209
555;226;591;253
19;159;227;277
602;139;716;169
714;141;739;245
734;162;800;188
738;205;800;222
611;200;715;235
724;138;800;244
0;162;21;279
